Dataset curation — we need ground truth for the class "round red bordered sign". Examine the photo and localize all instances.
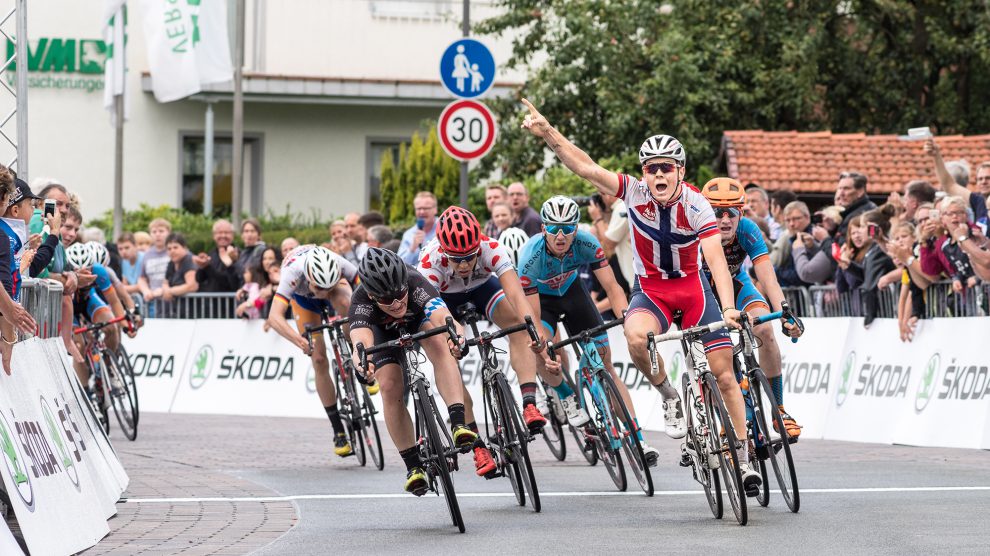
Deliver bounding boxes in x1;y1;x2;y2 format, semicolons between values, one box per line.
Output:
437;99;497;161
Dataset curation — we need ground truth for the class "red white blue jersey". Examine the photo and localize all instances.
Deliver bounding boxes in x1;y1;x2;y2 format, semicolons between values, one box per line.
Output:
416;236;514;294
615;174;719;279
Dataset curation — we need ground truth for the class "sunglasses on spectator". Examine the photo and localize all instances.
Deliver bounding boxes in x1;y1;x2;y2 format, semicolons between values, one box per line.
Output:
714;207;740;219
643;162;678;175
372;288;408;306
447;251;479;264
545;224;577;235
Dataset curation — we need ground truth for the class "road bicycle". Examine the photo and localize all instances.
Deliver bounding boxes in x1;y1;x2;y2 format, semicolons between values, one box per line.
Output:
732;310;800;513
74;314;139;441
305;313;384;470
648;319;749;525
457;303;541;512
548;317;654;496
356;318;469;533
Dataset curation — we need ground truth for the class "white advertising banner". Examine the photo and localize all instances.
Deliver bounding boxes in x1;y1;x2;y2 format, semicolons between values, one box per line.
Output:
123;319;197;413
0;338;127;556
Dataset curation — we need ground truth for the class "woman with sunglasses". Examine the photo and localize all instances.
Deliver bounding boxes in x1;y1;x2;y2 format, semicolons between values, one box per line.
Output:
417;206;558;477
348;247;480;495
267;244;364;458
516;196;657;462
700;178;804;440
520;99;759;490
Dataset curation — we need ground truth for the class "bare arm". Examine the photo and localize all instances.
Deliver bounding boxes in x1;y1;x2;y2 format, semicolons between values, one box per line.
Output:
521;99;618;196
168;270;199;296
699;234;741;327
926;138;972;201
267;297;311;353
752;259;786;312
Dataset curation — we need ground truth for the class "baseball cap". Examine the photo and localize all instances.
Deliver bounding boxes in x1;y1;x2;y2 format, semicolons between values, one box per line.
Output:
8;178;41;208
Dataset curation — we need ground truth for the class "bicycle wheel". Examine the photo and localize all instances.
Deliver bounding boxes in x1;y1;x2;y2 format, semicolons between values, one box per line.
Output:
114;345;139;426
361;390;385;470
562;369;598;465
751;369;800;513
496;374;541;512
682;373;722;519
102;351;137;441
537;381;566;461
578;374;626;491
417;383;464;533
600;372;653;496
702;372;747;526
486;378;525;506
336;361;367;467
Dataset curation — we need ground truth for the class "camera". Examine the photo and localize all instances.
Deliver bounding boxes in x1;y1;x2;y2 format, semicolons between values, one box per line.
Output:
811;212;824;226
573;194;606;212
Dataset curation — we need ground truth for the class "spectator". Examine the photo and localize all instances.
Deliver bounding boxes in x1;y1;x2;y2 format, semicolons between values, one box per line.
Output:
482;184;508;238
117;232;143;294
134;231;151;252
860;206;898;326
280;236;300;258
7;179;59;281
922;197;981;296
397;191;438;264
588;192;633;293
0;169;35;369
327;219;355;259
977;162;990;202
358;211;385;230
507;182;542;236
162;233;199;318
1;179;41;298
366;225;393;248
900;180;936;223
744;186;782;240
891;222;924;341
382;238;401;253
836;172;878;237
343;212;369;262
769;189;798;227
490;201;513;238
194;219;241;293
28;180;67;280
235;262;268;319
260;246;281;272
772;201;813;287
138;218;172;316
924;138;989;234
792;205;843;285
835;214;871;304
235;218;266;277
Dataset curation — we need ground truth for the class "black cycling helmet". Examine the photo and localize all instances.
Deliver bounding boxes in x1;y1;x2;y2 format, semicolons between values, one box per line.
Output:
359;247;408;298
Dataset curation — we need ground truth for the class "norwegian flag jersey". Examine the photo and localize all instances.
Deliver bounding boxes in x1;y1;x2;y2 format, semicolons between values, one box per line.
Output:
615;174;719;279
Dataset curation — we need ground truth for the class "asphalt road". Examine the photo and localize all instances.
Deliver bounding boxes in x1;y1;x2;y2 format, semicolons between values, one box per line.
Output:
105;413;990;555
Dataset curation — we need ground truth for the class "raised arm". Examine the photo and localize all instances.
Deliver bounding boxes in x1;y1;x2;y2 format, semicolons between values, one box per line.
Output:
521;99;618;196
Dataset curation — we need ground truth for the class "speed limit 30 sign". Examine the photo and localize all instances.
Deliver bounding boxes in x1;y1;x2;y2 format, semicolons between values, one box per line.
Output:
437;99;497;162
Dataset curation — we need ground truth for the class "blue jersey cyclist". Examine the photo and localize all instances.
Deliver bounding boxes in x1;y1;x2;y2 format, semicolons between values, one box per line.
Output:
517;196;660;464
700;178;804;437
266;244;368;458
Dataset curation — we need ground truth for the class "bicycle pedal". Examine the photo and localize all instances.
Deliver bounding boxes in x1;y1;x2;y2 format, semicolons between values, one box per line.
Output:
483;470;501;480
410;486;429;497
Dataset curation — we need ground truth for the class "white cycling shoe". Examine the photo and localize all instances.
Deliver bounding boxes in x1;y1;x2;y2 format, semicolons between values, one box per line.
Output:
739;462;762;497
662;398;687;439
560;395;591;428
641;442;660;468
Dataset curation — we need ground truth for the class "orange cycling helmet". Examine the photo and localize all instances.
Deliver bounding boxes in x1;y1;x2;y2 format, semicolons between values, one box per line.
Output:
701;177;745;207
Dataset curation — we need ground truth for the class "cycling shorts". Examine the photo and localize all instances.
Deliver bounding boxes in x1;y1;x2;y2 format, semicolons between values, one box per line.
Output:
291;293;335;318
628;273;731;354
441;276;505;322
539;279;608;346
733;272;769;313
74;288;112;324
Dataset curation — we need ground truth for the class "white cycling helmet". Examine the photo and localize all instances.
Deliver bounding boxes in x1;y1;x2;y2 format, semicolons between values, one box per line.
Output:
498;227;529;269
305;246;342;289
88;241;110;267
66;242;94;269
639;134;686;165
540;195;580;226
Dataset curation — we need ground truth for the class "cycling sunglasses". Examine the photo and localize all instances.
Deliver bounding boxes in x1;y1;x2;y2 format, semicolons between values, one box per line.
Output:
643;162;678;175
447;250;479;264
545;224;577;235
714;207;740;219
372;287;408;306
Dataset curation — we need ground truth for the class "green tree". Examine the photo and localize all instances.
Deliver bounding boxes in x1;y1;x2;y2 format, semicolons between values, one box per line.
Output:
379;125;460;225
477;1;990;182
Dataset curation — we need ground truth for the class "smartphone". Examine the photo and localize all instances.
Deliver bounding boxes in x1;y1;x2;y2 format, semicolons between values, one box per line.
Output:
907;126;932;140
811;212;824;225
44;199;56;217
867;223;881;239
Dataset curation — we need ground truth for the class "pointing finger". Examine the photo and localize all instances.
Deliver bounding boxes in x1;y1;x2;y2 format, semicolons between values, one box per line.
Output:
521;98;538;115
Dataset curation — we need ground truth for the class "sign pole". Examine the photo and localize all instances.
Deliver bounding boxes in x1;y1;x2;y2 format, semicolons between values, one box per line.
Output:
231;0;245;227
204;101;215;216
458;0;469;208
112;94;124;241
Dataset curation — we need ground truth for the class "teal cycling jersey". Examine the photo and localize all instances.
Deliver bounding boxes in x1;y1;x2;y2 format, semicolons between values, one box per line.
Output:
701;216;770;279
517;230;609;296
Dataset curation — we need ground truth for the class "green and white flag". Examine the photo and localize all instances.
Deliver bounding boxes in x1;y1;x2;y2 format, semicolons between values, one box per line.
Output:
141;0;233;103
103;0;127;126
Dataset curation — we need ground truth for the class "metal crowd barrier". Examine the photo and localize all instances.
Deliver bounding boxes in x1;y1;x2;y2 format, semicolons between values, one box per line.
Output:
143;292;239;319
18;277;64;340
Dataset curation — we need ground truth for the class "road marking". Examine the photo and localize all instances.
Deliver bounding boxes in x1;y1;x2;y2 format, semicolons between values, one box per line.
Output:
123;486;990;504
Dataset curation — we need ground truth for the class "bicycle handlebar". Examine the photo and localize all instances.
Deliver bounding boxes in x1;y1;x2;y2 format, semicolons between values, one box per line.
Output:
355;316;459;374
648;319;729;346
464;315;539;348
546;316;625;362
748;302;800;343
303;316;351;354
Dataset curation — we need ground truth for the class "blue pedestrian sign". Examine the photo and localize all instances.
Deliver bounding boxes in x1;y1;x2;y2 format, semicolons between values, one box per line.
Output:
439;38;496;99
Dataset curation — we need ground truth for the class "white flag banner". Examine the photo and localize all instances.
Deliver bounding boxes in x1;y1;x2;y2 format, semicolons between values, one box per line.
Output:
102;1;128;125
141;0;233;103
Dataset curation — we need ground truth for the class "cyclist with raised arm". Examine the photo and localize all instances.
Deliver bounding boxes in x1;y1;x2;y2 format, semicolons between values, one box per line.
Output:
267;244;368;458
418;207;557;475
516;196;658;460
348;247;481;494
521;99;762;492
700;178;804;438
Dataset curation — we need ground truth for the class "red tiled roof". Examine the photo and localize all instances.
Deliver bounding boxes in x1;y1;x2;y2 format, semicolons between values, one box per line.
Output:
722;130;990;194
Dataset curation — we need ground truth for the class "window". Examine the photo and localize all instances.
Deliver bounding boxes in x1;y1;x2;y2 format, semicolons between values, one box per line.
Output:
367;138;406;210
369;0;451;21
180;133;263;216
